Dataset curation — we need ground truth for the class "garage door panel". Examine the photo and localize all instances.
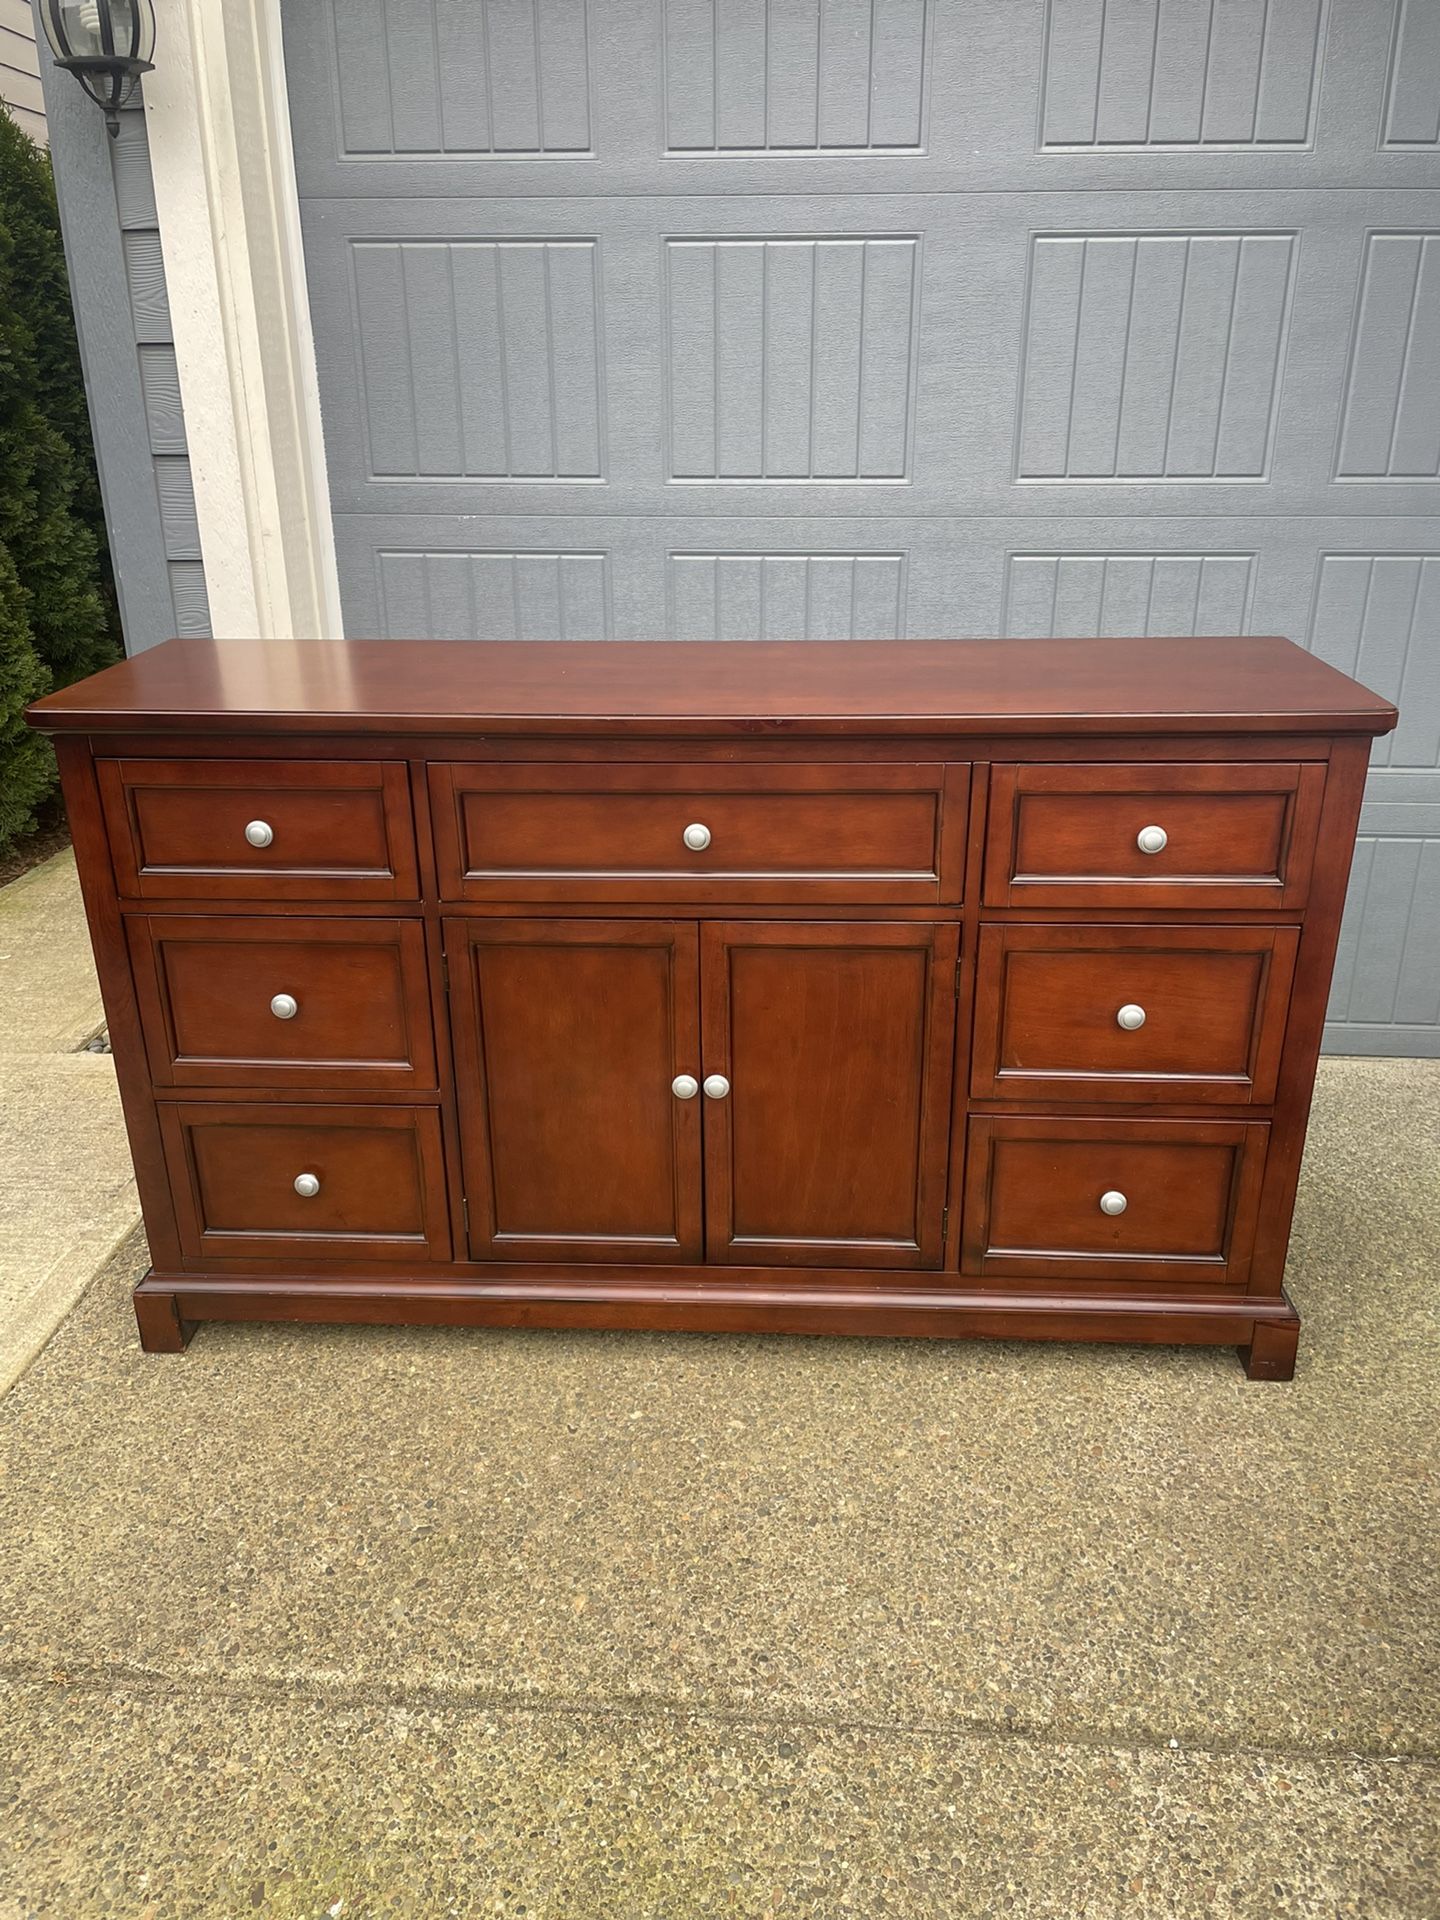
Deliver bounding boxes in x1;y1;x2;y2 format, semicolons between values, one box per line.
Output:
331;513;1433;654
283;0;1431;196
287;0;1440;1054
306;191;1435;523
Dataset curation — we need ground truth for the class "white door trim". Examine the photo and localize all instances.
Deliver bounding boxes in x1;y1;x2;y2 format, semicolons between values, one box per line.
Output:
143;0;342;640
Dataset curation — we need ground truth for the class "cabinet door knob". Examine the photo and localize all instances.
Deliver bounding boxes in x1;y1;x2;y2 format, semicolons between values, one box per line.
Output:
671;1074;699;1100
1136;824;1167;854
682;822;712;851
293;1173;321;1198
1099;1190;1128;1216
244;819;274;849
1116;1003;1146;1030
270;993;299;1021
702;1073;730;1100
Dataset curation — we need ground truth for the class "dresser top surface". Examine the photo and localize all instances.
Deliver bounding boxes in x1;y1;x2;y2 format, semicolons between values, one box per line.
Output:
27;635;1397;738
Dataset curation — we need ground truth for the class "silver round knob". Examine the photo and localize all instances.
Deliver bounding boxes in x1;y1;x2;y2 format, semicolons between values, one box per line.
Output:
1136;824;1167;855
270;993;299;1021
682;822;712;852
671;1074;699;1100
1099;1190;1128;1217
1116;1004;1146;1031
293;1173;321;1199
244;819;274;849
702;1074;730;1100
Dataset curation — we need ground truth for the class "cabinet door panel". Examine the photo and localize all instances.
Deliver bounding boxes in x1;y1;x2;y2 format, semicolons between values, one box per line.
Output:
701;923;957;1269
448;919;703;1264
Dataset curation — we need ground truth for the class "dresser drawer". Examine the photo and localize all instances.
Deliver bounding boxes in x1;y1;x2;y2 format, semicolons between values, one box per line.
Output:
127;916;436;1091
961;1116;1268;1286
971;924;1299;1105
99;758;419;901
159;1103;450;1264
429;764;965;903
983;763;1324;910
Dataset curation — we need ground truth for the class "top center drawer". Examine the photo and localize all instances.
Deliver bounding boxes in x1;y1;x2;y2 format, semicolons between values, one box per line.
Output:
429;764;966;903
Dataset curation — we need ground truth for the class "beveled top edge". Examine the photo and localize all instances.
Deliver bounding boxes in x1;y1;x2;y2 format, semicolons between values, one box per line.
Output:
26;635;1400;737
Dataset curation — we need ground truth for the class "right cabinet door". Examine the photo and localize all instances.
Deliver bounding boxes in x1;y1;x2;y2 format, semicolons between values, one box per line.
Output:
700;923;958;1269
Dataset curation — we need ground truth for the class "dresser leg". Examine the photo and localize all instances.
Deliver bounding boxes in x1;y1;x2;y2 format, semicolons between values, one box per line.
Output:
1237;1318;1299;1382
133;1285;196;1354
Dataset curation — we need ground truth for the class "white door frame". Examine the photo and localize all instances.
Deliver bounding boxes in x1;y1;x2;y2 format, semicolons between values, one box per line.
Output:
143;0;342;641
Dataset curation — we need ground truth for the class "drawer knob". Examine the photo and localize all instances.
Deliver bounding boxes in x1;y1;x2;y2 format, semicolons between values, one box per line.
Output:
703;1073;730;1100
1116;1003;1147;1031
671;1074;699;1100
270;993;299;1021
1136;824;1168;854
244;819;274;849
293;1173;321;1199
682;822;712;852
1099;1190;1128;1217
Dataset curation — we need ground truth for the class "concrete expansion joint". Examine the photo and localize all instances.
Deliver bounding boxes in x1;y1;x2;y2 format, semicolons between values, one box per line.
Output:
1;1656;1434;1771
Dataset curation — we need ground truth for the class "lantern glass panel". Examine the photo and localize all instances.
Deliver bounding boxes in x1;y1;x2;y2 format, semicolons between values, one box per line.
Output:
41;0;154;65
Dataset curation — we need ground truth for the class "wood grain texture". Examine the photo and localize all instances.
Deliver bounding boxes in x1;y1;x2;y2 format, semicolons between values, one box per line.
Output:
961;1115;1269;1286
970;923;1299;1105
430;761;964;903
135;1268;1300;1353
26;636;1398;738
126;914;436;1091
700;920;958;1269
98;757;419;901
158;1101;450;1265
983;761;1325;910
446;917;704;1264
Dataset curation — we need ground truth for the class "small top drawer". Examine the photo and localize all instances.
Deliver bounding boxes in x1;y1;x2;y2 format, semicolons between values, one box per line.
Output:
98;759;419;901
429;764;966;903
983;763;1324;910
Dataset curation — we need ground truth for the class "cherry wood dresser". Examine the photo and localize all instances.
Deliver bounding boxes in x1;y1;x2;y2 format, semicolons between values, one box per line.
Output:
28;636;1396;1378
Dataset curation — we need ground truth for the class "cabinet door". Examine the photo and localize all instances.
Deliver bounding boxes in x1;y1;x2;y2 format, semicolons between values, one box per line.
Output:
447;919;703;1264
700;923;958;1269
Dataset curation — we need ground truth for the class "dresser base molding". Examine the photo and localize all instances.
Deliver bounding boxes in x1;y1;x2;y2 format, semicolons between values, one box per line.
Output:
133;1270;1301;1378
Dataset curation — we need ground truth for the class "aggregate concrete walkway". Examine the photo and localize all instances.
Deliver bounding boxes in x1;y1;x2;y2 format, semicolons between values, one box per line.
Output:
0;852;137;1394
0;1049;1437;1914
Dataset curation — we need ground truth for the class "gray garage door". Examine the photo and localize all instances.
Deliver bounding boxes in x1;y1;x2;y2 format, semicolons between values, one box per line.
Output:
281;0;1440;1056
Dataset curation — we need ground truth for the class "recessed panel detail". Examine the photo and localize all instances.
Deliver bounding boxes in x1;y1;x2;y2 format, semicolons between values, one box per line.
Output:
1017;233;1295;482
666;238;919;481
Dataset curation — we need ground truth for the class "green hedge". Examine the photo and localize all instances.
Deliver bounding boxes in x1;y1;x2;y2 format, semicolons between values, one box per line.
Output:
0;106;120;854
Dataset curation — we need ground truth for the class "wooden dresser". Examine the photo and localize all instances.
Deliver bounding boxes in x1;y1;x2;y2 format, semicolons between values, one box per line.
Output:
28;636;1396;1379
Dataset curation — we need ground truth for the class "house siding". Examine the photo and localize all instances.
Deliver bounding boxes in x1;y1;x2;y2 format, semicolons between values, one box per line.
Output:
30;21;208;651
1;0;44;145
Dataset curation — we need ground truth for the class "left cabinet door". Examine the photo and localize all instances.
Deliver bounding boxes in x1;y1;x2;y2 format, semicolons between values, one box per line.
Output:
446;919;704;1264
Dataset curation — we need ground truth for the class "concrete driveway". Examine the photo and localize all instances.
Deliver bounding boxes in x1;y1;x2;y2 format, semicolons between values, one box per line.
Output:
0;859;1436;1916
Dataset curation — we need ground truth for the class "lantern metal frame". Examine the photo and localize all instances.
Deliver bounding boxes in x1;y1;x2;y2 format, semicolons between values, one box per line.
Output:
41;0;156;138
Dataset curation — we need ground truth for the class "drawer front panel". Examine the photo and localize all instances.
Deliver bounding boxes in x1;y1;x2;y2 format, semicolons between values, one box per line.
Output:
128;916;436;1091
430;764;965;903
971;925;1299;1105
983;763;1324;909
962;1116;1268;1285
99;758;418;900
159;1103;449;1263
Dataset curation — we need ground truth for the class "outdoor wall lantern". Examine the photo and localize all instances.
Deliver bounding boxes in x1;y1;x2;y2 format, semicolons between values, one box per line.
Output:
40;0;155;137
